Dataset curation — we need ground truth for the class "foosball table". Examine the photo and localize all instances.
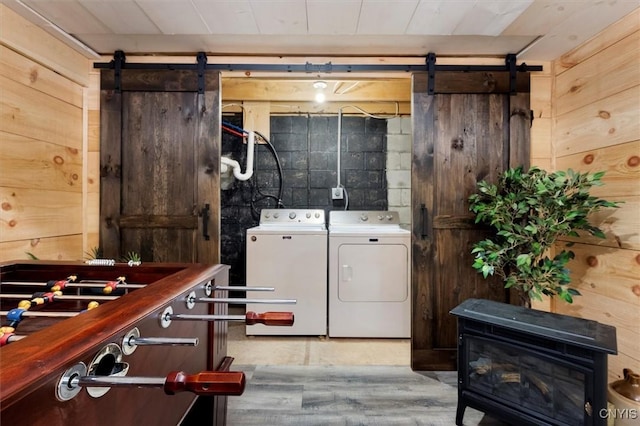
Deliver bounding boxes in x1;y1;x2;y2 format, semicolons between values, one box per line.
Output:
0;260;294;425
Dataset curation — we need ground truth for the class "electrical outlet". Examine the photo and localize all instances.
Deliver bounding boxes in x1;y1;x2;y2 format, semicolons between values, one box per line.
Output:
332;187;344;200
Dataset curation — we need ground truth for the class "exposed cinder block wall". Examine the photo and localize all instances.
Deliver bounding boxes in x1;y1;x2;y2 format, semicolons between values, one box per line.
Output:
220;114;387;285
386;116;412;229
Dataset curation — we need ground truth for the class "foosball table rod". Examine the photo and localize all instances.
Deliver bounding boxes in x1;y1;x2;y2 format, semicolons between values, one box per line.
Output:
0;331;25;346
121;327;199;355
57;363;245;401
0;302;99;329
193;297;297;305
171;311;294;326
0;282;145;290
213;286;275;292
159;308;294;328
1;310;88;318
0;293;118;302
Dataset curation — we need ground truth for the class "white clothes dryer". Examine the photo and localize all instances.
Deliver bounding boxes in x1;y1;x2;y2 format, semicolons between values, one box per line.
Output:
245;209;327;336
328;210;411;338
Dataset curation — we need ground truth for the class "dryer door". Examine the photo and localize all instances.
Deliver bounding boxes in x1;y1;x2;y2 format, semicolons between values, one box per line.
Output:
338;243;408;302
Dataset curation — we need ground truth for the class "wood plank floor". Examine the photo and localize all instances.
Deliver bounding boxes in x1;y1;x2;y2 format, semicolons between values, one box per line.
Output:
226;320;507;425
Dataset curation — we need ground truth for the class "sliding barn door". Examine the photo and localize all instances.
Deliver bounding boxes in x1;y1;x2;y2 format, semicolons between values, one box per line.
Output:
411;72;531;370
100;69;221;263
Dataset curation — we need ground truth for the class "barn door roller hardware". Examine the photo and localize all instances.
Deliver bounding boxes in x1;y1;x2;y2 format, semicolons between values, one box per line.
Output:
196;52;207;94
95;51;542;93
113;50;125;92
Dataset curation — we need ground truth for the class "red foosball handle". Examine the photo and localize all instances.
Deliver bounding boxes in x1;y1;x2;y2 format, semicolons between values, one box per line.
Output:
164;371;245;396
245;311;294;326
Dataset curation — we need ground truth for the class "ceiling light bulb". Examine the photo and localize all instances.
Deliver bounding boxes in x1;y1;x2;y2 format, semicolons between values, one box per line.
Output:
315;92;326;103
313;81;327;90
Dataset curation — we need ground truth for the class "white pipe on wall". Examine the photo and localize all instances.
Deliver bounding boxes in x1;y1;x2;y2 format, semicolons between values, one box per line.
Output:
221;131;255;181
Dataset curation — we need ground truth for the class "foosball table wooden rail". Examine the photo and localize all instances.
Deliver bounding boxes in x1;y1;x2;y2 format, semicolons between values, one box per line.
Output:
0;261;241;426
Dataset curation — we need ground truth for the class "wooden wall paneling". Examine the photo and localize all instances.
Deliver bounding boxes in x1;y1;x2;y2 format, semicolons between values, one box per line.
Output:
0;187;82;241
530;71;552;119
530;129;552;170
559;242;640;302
85;151;100;252
555;87;640;156
0;5;90;87
0;235;83;262
0;22;89;261
552;241;640;383
556;140;640;198
0;75;82;149
529;68;552;170
87;109;101;151
87;72;101;151
0;132;82;191
556;140;640;250
0;45;83;108
610;325;640;371
86;71;101;253
558;196;639;251
550;10;639;382
554;30;640;116
555;8;640;74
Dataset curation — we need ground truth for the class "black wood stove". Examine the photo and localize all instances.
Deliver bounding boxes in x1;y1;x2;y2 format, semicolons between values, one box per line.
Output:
451;299;617;426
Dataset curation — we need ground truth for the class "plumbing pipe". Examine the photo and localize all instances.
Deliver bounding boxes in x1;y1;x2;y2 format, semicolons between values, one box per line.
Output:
337;108;342;187
220;131;255;181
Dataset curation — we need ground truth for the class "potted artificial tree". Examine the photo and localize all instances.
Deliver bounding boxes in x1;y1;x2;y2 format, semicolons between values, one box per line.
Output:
468;166;619;304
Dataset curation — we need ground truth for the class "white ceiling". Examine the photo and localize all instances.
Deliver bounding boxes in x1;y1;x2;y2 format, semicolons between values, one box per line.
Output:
3;0;639;61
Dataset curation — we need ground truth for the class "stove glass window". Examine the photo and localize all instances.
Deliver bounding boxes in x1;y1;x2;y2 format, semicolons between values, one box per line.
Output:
466;336;586;425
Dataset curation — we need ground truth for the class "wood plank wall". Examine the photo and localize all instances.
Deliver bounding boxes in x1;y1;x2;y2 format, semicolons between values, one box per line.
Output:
550;9;640;383
0;4;93;261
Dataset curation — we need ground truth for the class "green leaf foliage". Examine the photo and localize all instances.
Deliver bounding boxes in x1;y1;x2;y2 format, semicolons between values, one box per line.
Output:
469;166;620;303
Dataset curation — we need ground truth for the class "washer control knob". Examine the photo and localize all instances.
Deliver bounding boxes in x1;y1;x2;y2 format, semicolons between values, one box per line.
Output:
264;213;270;218
273;213;279;219
314;212;320;218
386;215;393;221
377;215;384;220
360;214;368;222
306;212;311;218
289;212;296;220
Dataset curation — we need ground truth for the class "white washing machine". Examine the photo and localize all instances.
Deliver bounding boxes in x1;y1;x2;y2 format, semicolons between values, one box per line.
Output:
328;210;411;338
245;208;327;336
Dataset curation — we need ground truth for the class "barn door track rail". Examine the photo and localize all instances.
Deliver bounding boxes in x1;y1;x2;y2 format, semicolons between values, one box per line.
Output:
94;51;543;94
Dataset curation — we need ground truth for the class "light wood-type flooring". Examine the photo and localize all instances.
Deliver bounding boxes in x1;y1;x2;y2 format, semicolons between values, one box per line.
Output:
226;314;506;425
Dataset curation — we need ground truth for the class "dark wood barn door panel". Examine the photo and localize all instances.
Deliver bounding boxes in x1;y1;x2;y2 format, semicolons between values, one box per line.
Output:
411;73;531;370
100;69;220;264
